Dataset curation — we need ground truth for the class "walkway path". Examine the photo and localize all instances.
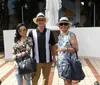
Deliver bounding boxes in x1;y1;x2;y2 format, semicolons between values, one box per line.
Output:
0;55;100;85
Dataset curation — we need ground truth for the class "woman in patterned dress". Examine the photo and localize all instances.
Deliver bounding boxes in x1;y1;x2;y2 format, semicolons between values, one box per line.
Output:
12;23;33;85
56;17;79;85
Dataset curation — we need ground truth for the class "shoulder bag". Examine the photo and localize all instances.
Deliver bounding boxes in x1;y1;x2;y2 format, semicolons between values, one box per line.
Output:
71;48;85;81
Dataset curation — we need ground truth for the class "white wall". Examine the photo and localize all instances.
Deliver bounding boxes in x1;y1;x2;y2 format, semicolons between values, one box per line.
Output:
70;27;100;58
3;27;100;61
3;30;15;61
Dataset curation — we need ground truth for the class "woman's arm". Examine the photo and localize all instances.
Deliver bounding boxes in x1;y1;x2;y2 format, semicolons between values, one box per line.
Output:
11;43;17;61
67;33;78;53
51;44;58;56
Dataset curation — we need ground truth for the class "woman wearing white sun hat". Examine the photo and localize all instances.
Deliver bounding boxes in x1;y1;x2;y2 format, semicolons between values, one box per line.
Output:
56;17;79;85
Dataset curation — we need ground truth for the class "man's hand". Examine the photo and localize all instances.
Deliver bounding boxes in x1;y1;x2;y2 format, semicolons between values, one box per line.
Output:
52;56;56;67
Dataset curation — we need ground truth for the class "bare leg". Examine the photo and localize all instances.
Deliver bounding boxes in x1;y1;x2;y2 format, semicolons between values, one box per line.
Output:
72;80;78;85
64;79;72;85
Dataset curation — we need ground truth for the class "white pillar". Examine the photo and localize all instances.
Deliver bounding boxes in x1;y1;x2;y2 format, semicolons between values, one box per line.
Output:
45;0;62;27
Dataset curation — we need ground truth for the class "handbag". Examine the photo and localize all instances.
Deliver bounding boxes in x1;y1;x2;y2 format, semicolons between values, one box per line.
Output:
61;48;85;81
61;59;72;79
17;54;36;75
71;48;85;81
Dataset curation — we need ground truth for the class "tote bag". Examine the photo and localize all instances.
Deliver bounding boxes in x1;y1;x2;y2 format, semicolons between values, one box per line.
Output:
71;48;85;81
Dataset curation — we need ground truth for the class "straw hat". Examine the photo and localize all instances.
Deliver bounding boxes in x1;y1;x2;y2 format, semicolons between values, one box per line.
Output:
33;12;48;24
56;17;72;26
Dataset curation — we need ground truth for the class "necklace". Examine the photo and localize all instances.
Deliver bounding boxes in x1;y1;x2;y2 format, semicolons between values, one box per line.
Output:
61;31;69;36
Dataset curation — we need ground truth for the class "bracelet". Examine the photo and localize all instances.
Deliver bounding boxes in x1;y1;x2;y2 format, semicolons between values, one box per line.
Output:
65;47;68;51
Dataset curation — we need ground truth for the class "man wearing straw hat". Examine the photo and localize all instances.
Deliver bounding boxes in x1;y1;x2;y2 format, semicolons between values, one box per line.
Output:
28;12;56;85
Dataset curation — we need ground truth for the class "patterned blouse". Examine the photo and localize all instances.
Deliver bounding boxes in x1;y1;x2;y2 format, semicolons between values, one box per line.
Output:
57;31;76;79
12;37;33;62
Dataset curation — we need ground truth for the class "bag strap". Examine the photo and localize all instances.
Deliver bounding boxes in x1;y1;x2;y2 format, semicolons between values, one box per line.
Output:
69;48;78;60
24;72;36;80
73;48;78;59
24;74;33;80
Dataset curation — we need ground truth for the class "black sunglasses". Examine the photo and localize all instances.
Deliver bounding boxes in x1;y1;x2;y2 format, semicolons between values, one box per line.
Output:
59;23;69;26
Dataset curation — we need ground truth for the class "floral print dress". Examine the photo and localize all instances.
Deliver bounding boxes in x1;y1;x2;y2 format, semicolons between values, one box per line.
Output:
57;31;76;79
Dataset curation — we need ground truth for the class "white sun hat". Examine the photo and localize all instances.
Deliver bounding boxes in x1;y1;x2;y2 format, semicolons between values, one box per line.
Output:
56;17;72;26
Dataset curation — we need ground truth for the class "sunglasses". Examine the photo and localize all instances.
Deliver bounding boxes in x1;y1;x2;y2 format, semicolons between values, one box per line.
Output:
37;19;45;21
59;23;69;26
